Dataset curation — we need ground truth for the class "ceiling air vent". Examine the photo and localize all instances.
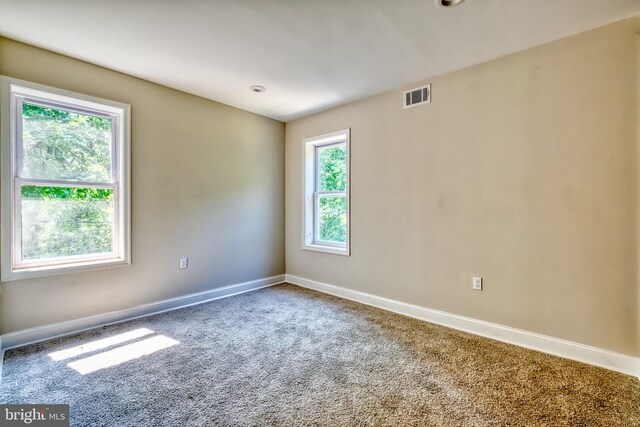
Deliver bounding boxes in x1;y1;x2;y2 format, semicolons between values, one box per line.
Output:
403;84;431;109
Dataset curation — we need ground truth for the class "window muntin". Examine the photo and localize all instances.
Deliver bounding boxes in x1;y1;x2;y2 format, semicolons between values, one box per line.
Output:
303;129;350;256
1;77;131;280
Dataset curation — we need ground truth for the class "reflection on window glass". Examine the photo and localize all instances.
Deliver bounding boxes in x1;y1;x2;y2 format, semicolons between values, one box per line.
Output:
22;103;112;182
21;186;114;260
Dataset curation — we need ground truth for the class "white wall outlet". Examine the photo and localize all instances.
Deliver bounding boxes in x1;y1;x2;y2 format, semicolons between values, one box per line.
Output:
179;258;188;269
472;276;482;290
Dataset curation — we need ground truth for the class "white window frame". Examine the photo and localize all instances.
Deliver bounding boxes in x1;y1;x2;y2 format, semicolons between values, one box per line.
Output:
0;76;131;281
303;128;350;256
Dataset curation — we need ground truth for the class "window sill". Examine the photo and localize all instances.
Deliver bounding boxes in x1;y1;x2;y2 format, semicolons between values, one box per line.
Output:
2;257;131;282
302;244;350;256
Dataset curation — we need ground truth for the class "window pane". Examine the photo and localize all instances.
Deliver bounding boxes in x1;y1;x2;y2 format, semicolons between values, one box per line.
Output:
21;103;112;182
317;196;347;243
317;144;347;192
21;186;114;260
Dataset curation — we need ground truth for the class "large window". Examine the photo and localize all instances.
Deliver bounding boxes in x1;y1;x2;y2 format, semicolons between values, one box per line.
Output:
303;129;350;255
1;77;131;280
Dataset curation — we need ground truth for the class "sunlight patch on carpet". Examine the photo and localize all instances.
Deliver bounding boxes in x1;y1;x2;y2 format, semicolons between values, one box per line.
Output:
67;335;180;375
48;328;156;361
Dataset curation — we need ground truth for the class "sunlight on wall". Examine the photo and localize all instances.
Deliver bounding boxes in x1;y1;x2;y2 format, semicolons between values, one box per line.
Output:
48;328;155;361
67;335;180;375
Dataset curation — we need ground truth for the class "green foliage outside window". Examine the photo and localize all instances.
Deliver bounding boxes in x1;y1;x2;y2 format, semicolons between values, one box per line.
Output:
21;185;113;201
20;104;115;260
22;103;112;182
317;144;347;243
318;196;347;242
318;144;347;192
21;186;114;260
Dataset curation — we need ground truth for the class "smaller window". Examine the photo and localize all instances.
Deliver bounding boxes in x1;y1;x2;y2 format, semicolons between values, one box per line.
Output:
303;129;350;256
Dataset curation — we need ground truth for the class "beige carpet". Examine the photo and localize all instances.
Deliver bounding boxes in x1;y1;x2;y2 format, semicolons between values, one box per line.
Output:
1;284;638;426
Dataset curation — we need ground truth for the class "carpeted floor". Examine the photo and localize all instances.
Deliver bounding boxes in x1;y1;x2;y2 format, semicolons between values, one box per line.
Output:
1;284;638;426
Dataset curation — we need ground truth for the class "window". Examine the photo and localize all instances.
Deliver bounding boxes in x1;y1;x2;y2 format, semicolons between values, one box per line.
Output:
303;129;350;255
1;76;131;280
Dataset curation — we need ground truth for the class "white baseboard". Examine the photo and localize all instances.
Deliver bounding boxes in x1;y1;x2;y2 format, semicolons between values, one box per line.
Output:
0;274;285;353
286;274;640;378
2;273;637;380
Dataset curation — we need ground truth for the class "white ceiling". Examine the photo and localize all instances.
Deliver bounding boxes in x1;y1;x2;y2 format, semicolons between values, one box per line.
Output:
1;1;638;122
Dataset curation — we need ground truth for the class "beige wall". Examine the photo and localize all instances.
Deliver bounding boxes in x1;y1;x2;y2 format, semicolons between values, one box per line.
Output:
0;37;285;333
1;18;638;357
286;18;640;356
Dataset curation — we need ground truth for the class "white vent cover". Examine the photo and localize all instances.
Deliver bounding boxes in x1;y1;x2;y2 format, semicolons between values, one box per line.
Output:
403;84;431;109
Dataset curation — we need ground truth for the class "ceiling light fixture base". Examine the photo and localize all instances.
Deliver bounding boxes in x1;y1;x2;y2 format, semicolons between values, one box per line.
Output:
436;0;466;8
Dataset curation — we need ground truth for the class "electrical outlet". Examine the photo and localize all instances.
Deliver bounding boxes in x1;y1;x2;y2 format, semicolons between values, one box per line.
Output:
179;258;188;269
472;276;482;290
